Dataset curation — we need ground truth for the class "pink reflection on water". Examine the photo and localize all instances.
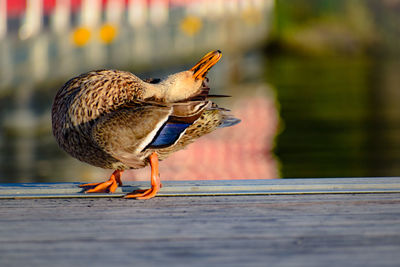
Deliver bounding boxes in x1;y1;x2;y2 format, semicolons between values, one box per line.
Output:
124;94;280;181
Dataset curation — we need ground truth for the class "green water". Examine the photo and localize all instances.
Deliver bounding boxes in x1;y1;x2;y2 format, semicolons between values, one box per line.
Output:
267;54;400;178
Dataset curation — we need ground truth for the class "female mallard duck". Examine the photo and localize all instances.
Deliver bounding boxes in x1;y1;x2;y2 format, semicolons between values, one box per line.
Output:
52;50;240;199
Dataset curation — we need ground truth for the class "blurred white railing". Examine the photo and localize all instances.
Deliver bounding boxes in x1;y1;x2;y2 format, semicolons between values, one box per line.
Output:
0;0;274;87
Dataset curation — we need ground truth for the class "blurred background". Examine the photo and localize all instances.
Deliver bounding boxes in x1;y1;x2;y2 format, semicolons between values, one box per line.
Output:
0;0;399;183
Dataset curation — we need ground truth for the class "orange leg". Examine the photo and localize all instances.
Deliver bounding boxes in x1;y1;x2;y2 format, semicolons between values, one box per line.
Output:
124;152;161;200
79;170;123;193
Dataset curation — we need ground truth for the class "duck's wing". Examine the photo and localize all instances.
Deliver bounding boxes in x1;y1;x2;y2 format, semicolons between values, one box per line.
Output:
91;101;210;168
145;101;210;149
91;105;172;168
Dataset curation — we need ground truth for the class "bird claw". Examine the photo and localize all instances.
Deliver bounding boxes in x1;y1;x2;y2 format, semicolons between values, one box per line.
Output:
124;186;159;200
79;170;123;194
80;180;115;193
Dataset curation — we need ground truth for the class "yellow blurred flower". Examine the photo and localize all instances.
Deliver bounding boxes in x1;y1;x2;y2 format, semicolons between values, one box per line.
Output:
99;24;118;44
180;16;202;36
72;27;91;47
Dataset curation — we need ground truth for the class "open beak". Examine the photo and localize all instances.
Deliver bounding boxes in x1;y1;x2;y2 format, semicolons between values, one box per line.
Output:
190;50;222;80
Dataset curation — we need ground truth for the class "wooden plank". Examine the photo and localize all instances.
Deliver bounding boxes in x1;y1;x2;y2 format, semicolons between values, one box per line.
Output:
0;193;399;267
0;177;400;199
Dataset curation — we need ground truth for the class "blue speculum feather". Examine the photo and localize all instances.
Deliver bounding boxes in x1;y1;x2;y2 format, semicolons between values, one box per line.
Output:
150;123;191;147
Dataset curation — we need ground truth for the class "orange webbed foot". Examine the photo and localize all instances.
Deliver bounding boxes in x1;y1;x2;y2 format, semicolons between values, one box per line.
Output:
124;152;161;200
80;170;123;193
124;183;161;200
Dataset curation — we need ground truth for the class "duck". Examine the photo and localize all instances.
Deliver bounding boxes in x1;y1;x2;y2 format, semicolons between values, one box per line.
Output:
51;50;240;199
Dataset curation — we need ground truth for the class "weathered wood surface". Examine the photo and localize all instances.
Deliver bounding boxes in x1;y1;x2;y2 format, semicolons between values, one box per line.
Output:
0;179;400;267
1;177;400;198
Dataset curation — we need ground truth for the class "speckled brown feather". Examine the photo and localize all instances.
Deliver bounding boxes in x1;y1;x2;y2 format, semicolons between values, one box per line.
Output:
52;70;150;169
155;108;223;160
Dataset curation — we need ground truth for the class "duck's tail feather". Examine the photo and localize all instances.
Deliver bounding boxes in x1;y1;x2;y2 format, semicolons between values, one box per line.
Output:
219;116;241;128
208;94;231;98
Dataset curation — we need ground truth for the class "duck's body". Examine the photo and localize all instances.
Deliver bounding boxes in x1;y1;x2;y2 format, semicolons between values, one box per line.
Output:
52;50;239;199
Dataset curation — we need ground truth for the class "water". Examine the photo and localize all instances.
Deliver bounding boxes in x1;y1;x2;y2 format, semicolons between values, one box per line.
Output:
266;54;400;178
0;51;399;182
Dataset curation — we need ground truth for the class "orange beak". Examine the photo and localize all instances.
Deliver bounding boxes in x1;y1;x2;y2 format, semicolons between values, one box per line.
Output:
190;50;222;80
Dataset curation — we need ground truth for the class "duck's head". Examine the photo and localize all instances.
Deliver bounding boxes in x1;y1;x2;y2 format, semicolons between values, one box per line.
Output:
158;50;222;102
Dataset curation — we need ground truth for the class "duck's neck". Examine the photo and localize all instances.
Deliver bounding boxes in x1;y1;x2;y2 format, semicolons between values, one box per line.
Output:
141;82;168;102
145;78;202;103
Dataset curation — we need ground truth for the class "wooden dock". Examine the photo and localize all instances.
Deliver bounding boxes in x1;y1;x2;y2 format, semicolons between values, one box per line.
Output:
1;178;400;266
